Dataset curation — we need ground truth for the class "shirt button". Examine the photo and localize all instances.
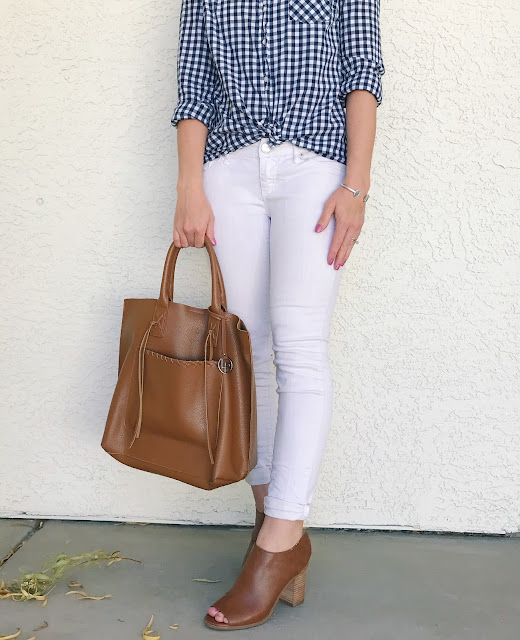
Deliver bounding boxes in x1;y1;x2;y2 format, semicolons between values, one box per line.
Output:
262;38;267;44
263;75;268;82
261;142;270;153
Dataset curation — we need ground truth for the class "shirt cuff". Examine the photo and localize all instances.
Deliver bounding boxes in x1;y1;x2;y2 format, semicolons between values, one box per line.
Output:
342;58;384;107
171;100;217;131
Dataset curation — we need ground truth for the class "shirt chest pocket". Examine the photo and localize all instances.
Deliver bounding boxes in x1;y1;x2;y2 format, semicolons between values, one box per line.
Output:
288;0;332;23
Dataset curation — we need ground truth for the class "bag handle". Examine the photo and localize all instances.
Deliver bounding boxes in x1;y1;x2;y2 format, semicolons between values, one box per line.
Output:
167;239;228;312
151;236;228;336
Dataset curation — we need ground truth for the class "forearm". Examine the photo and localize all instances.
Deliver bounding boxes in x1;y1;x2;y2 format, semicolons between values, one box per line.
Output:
176;119;209;193
339;0;384;197
172;0;218;195
173;118;216;249
343;90;377;197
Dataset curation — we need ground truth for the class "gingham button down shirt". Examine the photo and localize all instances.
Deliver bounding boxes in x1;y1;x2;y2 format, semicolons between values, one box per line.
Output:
171;0;385;165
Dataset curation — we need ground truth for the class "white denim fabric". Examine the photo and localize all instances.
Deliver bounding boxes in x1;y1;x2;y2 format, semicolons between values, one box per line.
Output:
202;137;345;521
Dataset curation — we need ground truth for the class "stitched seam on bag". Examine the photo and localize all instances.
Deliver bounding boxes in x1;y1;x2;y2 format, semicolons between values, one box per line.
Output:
145;349;219;366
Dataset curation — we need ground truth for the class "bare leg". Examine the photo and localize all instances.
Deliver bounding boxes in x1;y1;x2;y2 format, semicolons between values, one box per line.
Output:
251;483;269;512
250;484;303;551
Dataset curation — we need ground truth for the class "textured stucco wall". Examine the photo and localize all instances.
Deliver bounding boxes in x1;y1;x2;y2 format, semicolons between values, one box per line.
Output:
1;0;519;533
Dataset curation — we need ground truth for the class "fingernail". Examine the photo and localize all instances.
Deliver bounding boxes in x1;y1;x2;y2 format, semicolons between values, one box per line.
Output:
335;264;340;270
315;224;322;233
328;258;333;265
212;238;216;245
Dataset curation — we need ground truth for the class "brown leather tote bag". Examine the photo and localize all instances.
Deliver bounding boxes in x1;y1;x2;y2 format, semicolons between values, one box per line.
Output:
101;236;257;490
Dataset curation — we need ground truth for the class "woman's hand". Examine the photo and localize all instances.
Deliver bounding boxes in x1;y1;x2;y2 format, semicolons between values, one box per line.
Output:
316;89;377;268
314;180;368;269
174;183;217;249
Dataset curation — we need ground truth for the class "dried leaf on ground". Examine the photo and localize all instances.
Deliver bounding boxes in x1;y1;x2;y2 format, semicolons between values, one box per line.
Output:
169;624;179;629
0;629;21;639
0;579;50;607
32;622;48;631
71;550;141;568
68;580;83;588
0;550;138;604
192;578;221;583
66;590;112;600
142;615;160;639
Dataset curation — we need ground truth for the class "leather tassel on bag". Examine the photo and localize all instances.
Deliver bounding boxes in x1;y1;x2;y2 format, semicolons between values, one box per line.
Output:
101;236;258;490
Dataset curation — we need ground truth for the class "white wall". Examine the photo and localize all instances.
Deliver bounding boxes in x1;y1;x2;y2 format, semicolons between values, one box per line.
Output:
1;0;519;533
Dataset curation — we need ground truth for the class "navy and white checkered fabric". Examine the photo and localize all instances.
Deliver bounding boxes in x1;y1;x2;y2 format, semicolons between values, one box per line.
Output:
171;0;385;165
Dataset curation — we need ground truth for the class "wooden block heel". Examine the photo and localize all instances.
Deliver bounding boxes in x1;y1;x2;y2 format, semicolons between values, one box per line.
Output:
279;563;308;606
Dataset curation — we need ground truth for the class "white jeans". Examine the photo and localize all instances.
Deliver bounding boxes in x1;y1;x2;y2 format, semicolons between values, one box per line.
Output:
202;137;345;521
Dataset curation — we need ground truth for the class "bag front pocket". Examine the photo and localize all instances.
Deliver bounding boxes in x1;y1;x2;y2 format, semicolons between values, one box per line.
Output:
140;349;222;453
288;0;332;22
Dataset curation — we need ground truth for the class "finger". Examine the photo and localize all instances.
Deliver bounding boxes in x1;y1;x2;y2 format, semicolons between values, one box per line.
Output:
336;225;357;264
178;230;190;248
194;228;206;248
327;220;348;265
185;230;196;247
173;228;182;248
315;198;335;233
206;216;216;245
336;227;361;268
335;235;354;268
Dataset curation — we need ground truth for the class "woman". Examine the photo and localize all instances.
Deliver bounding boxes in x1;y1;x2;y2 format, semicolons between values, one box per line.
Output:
171;0;385;630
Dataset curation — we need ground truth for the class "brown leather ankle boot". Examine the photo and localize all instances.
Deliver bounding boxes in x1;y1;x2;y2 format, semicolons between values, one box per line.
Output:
204;531;312;630
241;508;265;567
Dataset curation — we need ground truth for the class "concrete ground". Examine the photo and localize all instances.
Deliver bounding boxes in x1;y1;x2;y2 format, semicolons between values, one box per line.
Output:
0;519;518;640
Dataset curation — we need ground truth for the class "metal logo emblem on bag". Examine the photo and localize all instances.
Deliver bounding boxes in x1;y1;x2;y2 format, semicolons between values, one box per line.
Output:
218;355;233;374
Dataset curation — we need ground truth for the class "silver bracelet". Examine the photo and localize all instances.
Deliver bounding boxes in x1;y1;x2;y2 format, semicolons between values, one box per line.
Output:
341;182;370;203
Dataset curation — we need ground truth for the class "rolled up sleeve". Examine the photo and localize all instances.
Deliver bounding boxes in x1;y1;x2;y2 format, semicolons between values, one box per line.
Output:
340;0;386;107
171;0;218;130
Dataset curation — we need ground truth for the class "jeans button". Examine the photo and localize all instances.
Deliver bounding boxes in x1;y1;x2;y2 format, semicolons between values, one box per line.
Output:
261;142;270;153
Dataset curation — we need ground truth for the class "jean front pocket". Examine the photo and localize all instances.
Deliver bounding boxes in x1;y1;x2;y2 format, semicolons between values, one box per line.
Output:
203;153;230;176
288;0;332;23
292;144;320;165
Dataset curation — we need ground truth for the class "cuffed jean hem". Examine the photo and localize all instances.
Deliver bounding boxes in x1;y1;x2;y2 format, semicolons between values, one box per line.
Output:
263;495;310;521
245;465;272;486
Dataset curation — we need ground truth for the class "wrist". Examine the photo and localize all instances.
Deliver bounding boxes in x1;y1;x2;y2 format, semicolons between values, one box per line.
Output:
342;174;370;200
177;176;204;193
343;173;370;190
